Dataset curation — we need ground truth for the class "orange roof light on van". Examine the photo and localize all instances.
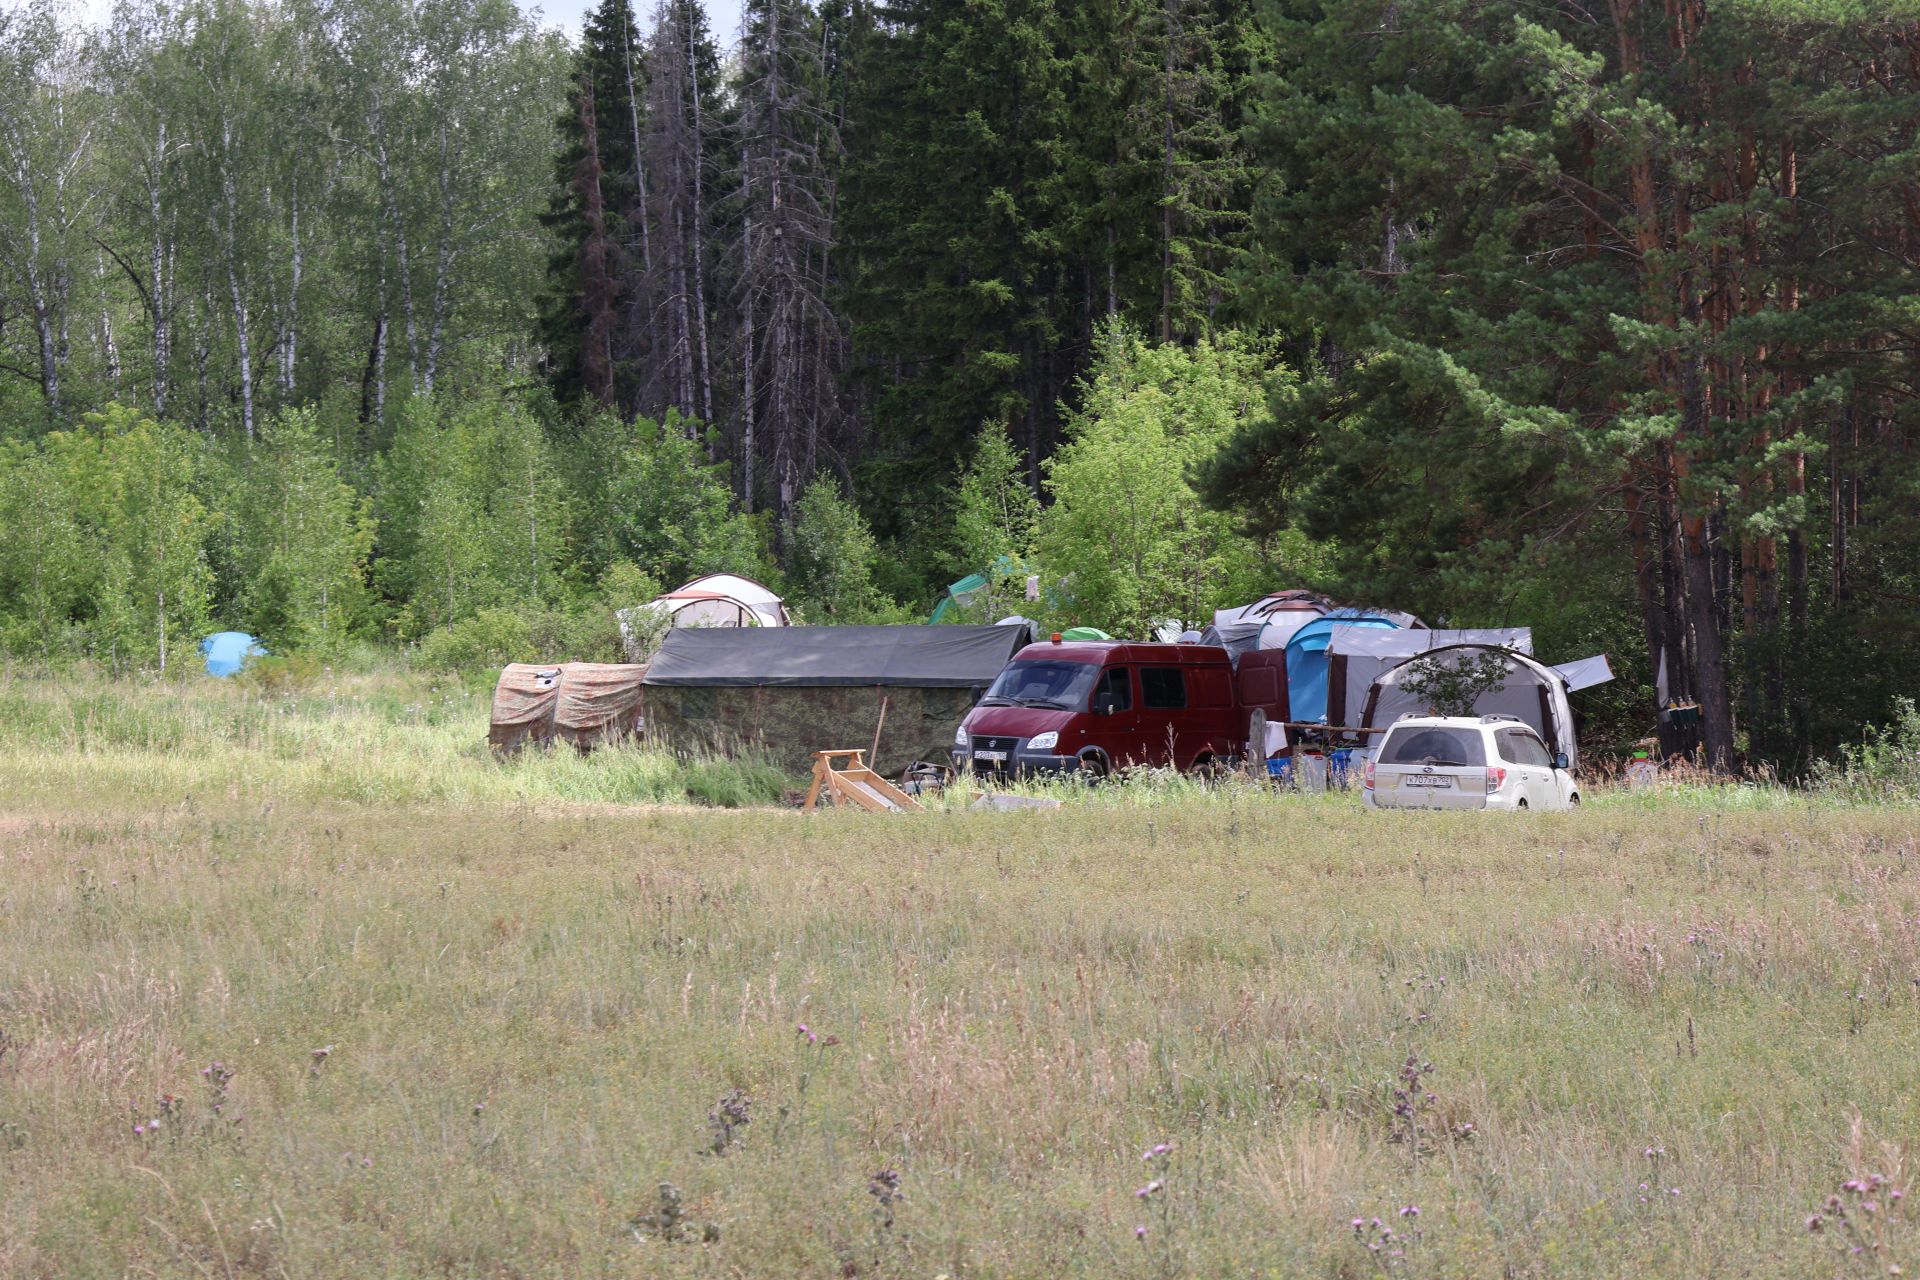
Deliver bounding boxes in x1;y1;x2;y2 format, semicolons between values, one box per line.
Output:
1050;632;1062;644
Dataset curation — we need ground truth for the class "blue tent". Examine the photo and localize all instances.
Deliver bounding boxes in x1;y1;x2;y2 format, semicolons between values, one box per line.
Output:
1284;611;1399;723
200;631;266;677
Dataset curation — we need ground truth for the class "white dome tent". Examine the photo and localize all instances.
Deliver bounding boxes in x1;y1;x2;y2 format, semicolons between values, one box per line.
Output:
617;574;791;662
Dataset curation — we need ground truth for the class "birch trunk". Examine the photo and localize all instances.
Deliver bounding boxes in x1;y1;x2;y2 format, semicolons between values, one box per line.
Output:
218;115;255;440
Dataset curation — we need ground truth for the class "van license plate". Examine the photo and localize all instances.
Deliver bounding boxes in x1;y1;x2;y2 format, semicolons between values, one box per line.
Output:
1403;775;1452;788
974;750;1006;764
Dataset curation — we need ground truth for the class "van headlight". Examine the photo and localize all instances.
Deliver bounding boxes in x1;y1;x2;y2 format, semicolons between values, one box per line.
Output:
954;726;969;748
1027;730;1059;751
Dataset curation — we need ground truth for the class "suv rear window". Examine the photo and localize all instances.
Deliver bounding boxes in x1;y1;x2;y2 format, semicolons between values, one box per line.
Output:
1379;726;1486;767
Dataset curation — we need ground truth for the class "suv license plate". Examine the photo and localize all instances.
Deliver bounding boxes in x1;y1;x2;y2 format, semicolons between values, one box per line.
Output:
974;750;1007;764
1403;775;1452;788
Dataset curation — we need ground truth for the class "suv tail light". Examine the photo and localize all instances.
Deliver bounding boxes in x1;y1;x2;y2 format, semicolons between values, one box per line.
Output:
1486;766;1507;792
1363;760;1376;789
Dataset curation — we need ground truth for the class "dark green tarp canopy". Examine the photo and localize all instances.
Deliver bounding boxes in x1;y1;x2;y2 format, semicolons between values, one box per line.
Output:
641;625;1032;775
643;624;1030;689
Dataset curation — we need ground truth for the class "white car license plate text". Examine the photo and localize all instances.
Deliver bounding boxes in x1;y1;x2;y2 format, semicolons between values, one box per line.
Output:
974;750;1007;764
1403;775;1452;788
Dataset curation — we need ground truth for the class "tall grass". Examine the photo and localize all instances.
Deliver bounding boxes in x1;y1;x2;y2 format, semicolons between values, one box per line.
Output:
3;670;1919;1276
0;665;785;809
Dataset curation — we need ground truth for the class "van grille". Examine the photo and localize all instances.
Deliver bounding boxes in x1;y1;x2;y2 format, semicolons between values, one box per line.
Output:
972;736;1020;754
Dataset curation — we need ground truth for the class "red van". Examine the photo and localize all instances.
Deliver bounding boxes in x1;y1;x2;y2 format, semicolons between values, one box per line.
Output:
953;639;1289;777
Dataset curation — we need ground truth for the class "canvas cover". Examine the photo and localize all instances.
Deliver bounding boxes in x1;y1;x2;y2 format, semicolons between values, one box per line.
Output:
1284;612;1402;723
1360;645;1580;770
489;662;647;754
643;624;1028;688
1325;627;1533;729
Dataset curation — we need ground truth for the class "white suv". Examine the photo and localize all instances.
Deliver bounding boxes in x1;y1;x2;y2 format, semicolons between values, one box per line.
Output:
1363;715;1579;811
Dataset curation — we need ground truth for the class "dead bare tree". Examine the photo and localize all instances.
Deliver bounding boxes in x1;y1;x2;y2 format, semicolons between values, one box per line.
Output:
725;0;844;525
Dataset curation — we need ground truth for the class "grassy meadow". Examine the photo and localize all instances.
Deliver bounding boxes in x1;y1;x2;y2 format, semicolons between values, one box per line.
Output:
2;666;1918;1277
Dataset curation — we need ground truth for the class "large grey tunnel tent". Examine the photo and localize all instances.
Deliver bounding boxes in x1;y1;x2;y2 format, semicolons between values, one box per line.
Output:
1360;644;1582;770
642;624;1031;774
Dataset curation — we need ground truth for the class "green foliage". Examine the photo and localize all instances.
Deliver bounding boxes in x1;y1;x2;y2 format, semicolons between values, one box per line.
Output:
1397;650;1516;719
0;405;213;672
376;396;568;637
227;408;374;652
949;421;1039;577
1037;325;1290;636
414;598;624;674
1813;699;1920;804
602;413;775;587
787;476;897;623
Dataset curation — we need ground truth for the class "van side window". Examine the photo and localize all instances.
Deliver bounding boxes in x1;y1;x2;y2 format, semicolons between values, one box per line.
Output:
1100;667;1132;711
1140;667;1186;709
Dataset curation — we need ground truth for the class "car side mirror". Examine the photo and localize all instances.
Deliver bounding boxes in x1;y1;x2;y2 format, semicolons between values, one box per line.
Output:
1553;752;1570;771
1092;693;1116;716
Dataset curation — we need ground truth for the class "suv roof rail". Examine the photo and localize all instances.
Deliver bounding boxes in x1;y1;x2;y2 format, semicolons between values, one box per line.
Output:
1479;713;1522;724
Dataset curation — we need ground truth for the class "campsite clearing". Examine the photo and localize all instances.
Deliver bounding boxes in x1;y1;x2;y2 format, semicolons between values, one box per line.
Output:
2;668;1917;1277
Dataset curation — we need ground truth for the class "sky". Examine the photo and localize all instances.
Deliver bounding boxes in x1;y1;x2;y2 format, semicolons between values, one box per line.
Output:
528;0;747;46
27;0;749;52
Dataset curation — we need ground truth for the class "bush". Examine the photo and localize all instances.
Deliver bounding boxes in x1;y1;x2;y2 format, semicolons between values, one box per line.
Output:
234;653;327;695
414;601;627;675
1813;697;1920;803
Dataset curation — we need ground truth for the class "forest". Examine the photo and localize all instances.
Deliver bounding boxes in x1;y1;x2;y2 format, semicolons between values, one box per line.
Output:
0;0;1916;773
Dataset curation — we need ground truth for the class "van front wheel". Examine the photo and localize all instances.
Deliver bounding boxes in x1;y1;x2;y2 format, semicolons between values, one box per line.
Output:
1077;751;1110;781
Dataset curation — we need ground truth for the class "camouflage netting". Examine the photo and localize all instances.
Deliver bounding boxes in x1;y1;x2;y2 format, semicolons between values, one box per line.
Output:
644;684;974;777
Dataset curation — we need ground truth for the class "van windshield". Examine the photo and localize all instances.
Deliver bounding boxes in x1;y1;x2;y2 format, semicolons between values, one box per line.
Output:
980;660;1102;711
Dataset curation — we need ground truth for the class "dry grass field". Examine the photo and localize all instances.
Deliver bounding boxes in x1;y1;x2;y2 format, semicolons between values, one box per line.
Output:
2;668;1917;1277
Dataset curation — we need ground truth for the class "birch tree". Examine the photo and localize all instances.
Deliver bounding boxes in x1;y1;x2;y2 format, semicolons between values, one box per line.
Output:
0;2;96;418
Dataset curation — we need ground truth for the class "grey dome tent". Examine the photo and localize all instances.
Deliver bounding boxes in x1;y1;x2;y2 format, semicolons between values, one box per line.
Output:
1360;644;1581;770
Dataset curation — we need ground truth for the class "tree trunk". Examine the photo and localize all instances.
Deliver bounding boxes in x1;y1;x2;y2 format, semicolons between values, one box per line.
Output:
148;140;173;416
218;128;255;441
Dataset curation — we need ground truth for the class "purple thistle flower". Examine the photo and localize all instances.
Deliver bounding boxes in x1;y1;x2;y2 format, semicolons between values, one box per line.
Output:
132;1123;145;1136
1807;1214;1824;1232
1863;1200;1879;1214
1351;1218;1365;1231
1399;1205;1420;1217
796;1023;809;1037
1135;1225;1147;1241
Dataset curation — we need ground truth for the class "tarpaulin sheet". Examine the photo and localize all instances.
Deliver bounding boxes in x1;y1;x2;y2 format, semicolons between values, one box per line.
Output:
489;662;647;754
643;624;1028;689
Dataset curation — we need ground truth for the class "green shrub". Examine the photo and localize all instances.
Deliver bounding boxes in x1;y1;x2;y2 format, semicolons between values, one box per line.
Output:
1813;697;1920;803
415;601;626;675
